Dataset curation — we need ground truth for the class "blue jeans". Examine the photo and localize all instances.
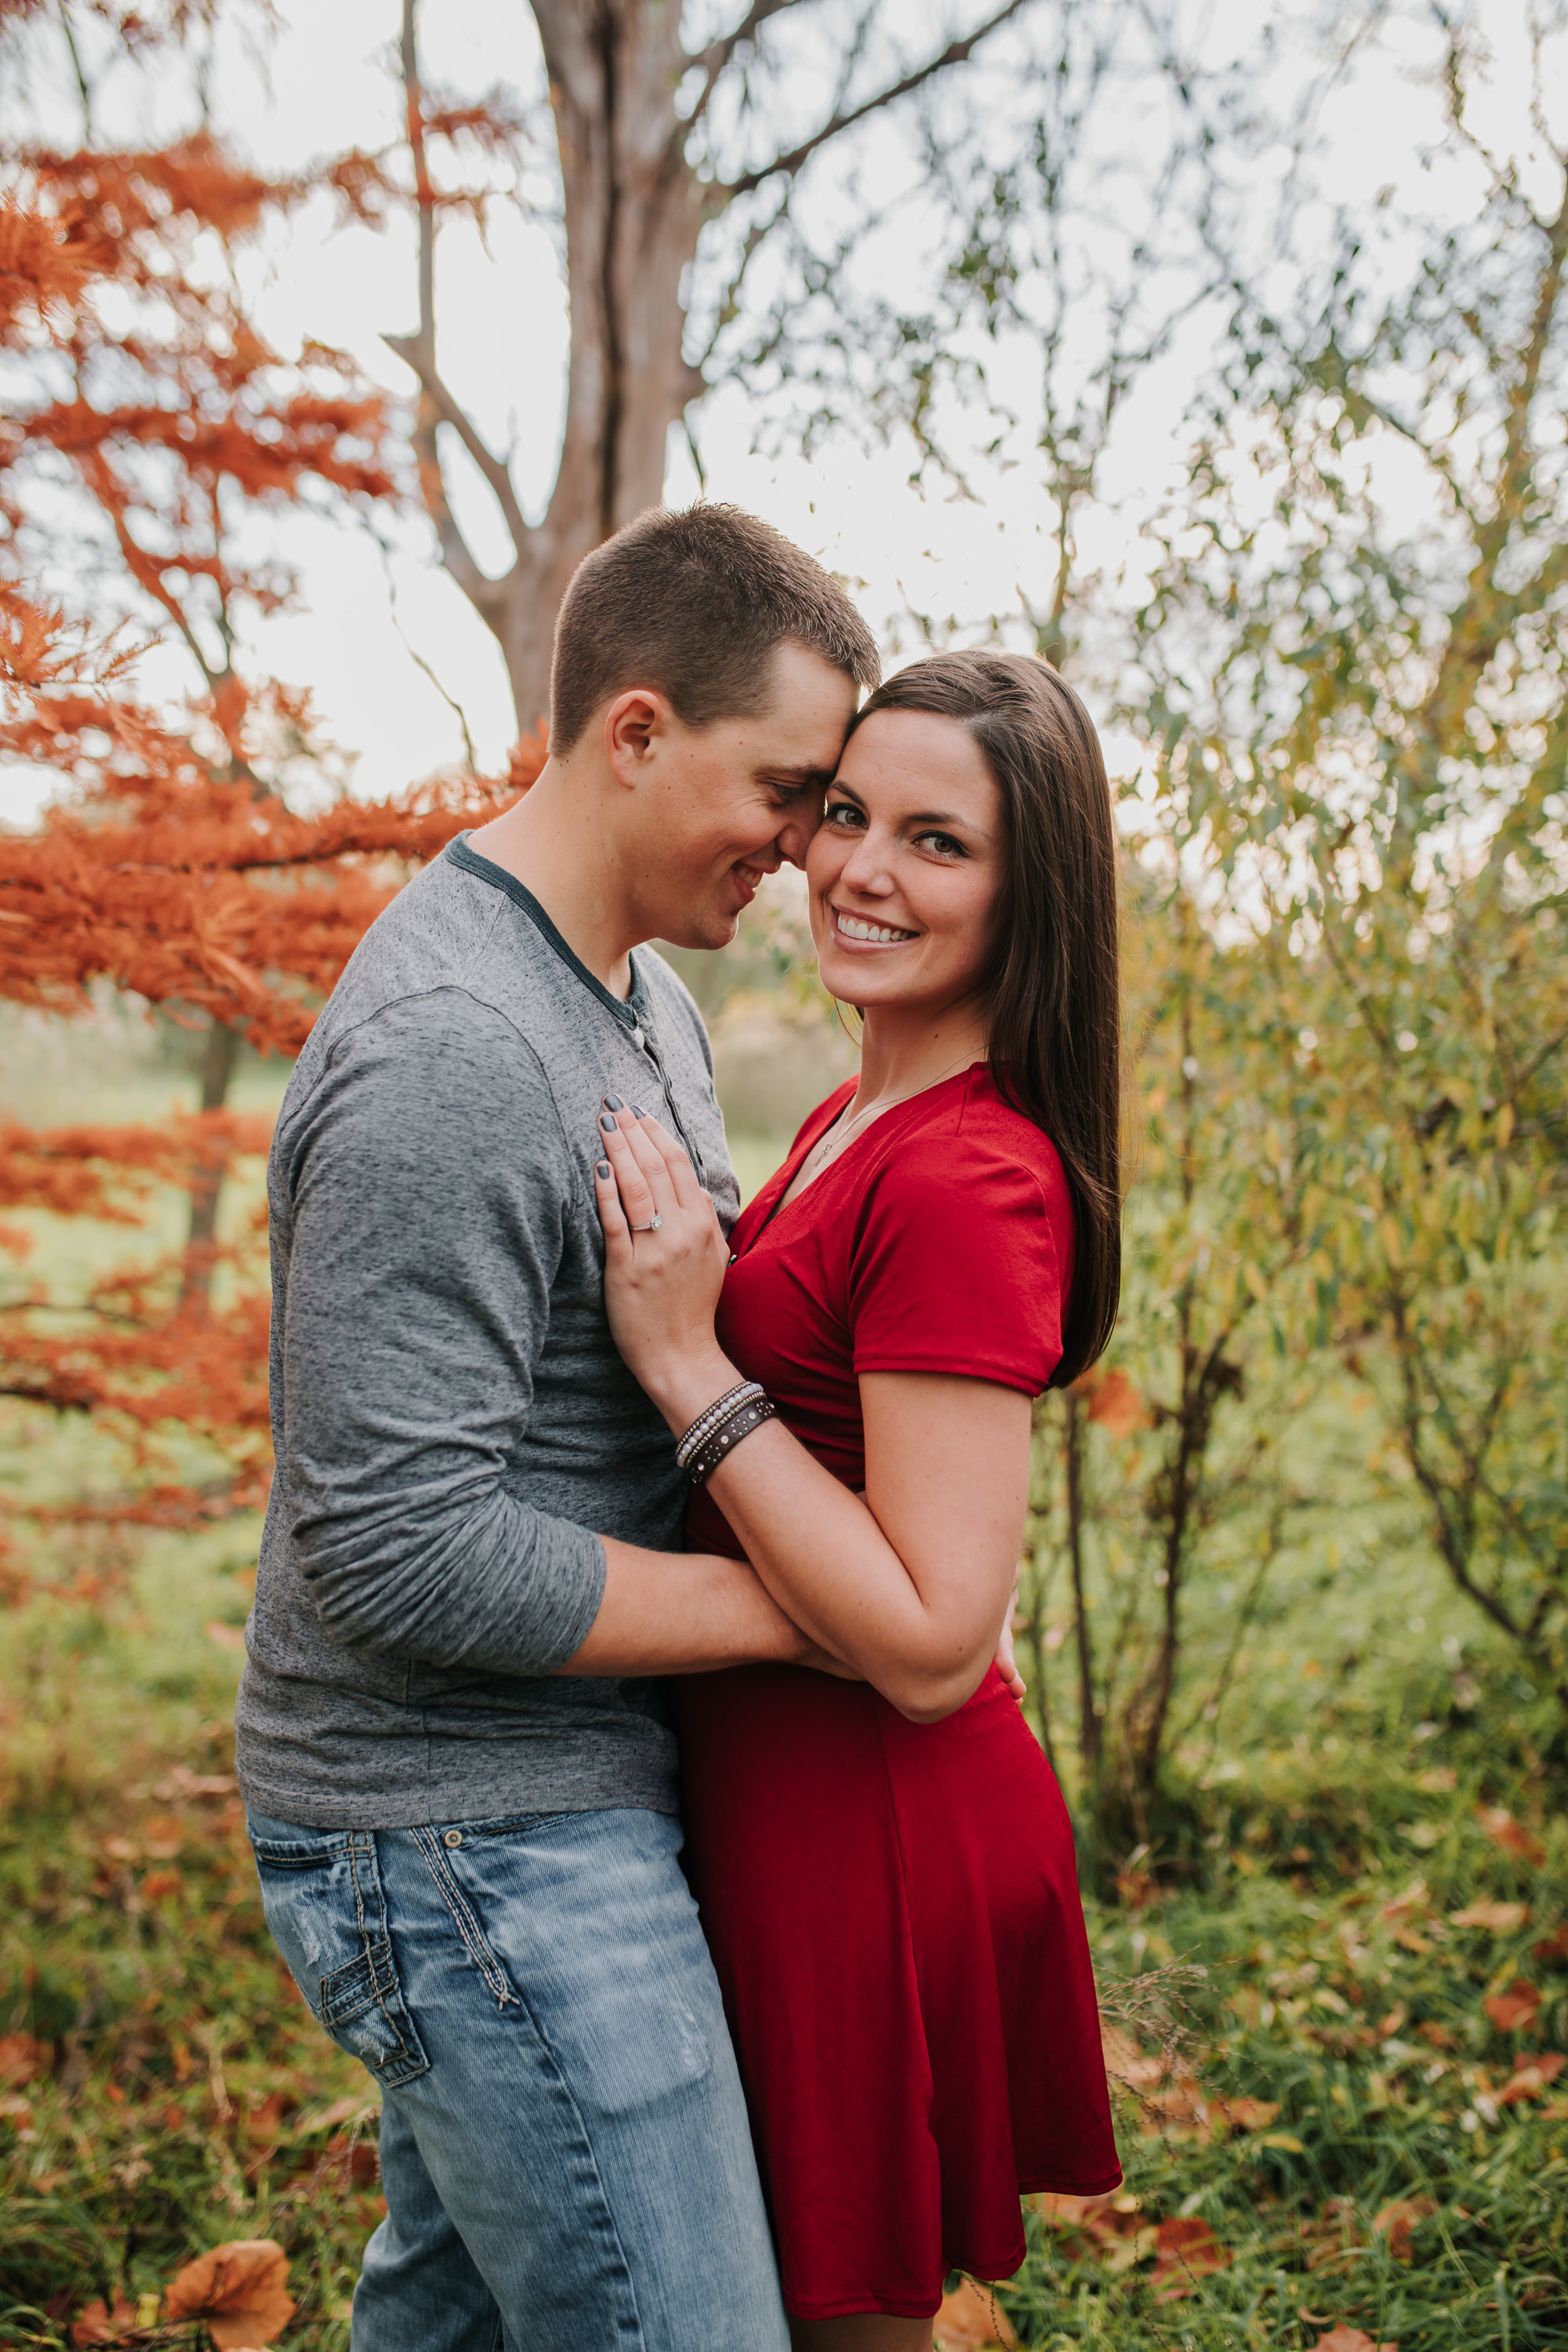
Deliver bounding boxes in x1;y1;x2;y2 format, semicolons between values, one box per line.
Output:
247;1805;789;2352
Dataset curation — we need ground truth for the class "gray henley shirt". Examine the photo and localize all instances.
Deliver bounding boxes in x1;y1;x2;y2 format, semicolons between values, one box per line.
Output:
234;835;739;1829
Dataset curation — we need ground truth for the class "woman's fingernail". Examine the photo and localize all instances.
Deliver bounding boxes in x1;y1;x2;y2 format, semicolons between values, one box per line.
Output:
604;1094;624;1112
632;1104;648;1120
596;1160;611;1179
599;1112;617;1132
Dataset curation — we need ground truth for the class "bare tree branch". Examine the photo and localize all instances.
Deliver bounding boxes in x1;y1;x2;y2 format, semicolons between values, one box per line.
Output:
684;0;804;130
722;0;1034;198
384;0;524;622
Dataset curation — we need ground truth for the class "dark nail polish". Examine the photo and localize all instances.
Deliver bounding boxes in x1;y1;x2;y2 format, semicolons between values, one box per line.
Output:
603;1094;624;1112
632;1104;648;1120
596;1160;611;1178
599;1112;617;1132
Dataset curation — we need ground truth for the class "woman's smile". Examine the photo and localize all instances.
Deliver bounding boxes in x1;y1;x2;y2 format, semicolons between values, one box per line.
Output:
831;903;920;946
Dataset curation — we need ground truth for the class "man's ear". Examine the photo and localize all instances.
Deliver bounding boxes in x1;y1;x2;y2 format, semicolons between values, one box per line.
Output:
603;686;670;786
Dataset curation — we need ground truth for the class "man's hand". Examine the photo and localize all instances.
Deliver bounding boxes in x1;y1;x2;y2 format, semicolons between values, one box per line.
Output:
993;1573;1026;1701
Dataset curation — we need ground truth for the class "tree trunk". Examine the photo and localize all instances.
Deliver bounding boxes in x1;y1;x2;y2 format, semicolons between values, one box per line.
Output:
394;0;1036;731
181;1017;240;1310
395;0;706;731
513;2;706;720
1065;1388;1101;1772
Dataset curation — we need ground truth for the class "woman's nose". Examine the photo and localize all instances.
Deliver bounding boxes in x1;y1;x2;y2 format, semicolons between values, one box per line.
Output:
839;829;893;891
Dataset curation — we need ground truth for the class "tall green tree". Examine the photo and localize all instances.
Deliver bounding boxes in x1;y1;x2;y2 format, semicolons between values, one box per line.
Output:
1128;2;1568;1726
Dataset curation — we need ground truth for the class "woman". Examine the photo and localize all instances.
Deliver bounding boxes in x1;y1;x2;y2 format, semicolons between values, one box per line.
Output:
590;649;1123;2349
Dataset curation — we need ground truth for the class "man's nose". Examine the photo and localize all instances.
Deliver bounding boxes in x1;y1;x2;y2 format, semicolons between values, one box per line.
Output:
775;804;822;870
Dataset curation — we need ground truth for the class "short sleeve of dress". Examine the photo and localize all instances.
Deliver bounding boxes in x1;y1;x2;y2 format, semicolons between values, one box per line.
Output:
847;1132;1072;1395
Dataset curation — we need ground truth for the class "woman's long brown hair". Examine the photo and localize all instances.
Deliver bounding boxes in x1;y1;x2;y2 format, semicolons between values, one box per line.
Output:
843;649;1122;1385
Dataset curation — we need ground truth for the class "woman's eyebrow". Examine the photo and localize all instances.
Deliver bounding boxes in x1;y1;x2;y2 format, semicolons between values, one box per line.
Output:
909;809;993;840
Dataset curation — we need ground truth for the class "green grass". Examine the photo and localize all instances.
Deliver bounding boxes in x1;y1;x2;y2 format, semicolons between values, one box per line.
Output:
2;1527;1563;2347
3;1021;1564;2344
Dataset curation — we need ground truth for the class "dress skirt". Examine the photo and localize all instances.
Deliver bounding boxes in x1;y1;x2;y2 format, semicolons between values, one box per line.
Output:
670;1661;1122;2321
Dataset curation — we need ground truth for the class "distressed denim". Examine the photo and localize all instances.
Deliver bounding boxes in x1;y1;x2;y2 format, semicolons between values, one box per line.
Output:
247;1805;789;2352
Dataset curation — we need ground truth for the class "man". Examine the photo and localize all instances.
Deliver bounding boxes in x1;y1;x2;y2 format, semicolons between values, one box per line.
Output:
235;503;880;2350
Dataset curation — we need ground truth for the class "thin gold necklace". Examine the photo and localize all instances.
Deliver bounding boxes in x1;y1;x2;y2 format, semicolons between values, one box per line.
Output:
801;1051;982;1182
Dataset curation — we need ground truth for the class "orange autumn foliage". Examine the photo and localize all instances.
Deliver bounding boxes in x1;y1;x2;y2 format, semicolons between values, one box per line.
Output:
0;150;543;1566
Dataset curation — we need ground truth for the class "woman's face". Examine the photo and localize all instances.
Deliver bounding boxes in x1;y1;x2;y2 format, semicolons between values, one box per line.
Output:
807;708;1006;1019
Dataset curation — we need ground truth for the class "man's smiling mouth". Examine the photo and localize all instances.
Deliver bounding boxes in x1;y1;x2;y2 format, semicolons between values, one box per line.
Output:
833;904;918;945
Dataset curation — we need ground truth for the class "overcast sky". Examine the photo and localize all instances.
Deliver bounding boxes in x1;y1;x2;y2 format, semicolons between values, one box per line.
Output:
2;0;1562;826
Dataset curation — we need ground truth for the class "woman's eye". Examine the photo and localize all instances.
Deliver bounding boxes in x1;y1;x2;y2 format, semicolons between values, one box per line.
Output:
825;801;864;828
915;830;966;858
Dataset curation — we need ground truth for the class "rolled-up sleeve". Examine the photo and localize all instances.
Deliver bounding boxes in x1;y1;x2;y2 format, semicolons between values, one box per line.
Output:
275;989;606;1675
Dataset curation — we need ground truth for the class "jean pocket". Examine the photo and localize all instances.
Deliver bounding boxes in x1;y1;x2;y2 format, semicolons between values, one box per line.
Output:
249;1825;430;2089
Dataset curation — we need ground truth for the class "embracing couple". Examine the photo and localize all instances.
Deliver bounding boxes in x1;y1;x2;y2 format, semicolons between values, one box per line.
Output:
235;503;1123;2350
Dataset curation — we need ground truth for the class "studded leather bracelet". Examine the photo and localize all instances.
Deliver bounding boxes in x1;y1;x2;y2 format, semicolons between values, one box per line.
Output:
686;1394;778;1485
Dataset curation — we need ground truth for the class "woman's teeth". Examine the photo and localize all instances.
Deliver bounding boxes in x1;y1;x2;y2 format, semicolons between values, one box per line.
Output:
836;910;916;943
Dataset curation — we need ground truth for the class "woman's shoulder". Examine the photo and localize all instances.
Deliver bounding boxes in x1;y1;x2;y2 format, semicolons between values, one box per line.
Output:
849;1067;1073;1390
884;1065;1071;1209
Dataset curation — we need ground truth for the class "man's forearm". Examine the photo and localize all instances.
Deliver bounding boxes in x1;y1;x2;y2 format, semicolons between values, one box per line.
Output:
554;1536;818;1677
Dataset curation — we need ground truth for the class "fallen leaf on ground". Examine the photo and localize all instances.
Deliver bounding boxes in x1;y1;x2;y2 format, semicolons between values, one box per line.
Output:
140;1868;183;1902
1149;2216;1232;2300
1372;2197;1437;2259
1498;2053;1566;2104
1315;2330;1399;2352
1218;2094;1281;2131
1483;1980;1541;2034
70;2298;139;2347
1138;2074;1210;2132
1033;2192;1153;2272
1036;2191;1113;2227
164;2240;296;2348
243;2091;292;2144
140;1813;185;1860
933;2278;1015;2347
1531;1922;1568;1965
1100;2022;1165;2091
0;2033;48;2087
1450;1900;1529;1931
1478;1807;1545;1866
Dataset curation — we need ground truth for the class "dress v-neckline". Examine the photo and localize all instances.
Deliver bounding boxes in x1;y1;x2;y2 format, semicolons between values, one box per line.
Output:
742;1067;982;1254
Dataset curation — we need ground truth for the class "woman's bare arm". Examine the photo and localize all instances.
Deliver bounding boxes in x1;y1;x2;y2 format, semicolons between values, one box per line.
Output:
592;1109;1029;1721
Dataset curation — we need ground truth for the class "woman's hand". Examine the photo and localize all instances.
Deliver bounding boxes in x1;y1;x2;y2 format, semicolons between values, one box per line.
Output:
593;1100;736;1425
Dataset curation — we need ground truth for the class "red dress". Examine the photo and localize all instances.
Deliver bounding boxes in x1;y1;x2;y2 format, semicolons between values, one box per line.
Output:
674;1067;1121;2321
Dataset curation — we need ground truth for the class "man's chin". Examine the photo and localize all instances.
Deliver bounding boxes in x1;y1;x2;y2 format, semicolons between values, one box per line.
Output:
662;906;740;953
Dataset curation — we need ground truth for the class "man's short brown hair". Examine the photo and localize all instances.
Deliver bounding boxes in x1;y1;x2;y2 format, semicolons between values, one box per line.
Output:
549;503;880;754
